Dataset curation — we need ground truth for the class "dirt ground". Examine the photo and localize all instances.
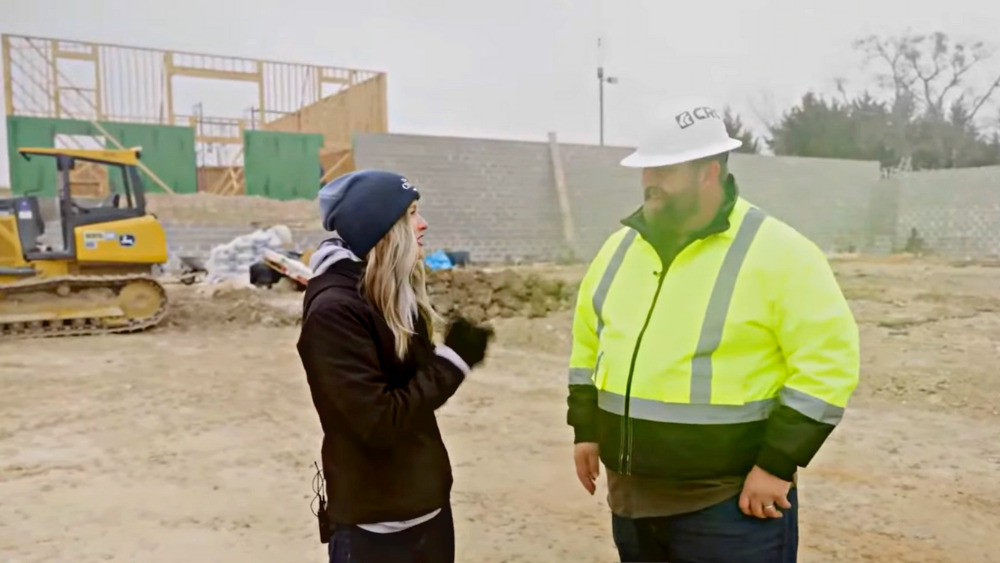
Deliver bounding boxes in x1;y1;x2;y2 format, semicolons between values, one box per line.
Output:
2;257;1000;562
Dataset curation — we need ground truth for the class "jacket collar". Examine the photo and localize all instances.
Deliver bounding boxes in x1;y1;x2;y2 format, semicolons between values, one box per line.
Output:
309;259;363;289
303;259;365;313
309;237;362;276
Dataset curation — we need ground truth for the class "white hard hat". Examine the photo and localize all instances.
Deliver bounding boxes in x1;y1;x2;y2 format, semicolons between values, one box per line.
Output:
621;98;742;168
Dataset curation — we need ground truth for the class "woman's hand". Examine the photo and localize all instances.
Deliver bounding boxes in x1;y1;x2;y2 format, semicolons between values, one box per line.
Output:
444;317;494;368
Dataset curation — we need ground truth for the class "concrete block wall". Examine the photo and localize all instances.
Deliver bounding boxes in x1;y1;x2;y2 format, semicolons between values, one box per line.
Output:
153;133;1000;269
557;144;637;258
727;154;880;252
885;166;1000;256
354;132;882;262
554;145;881;258
353;133;571;264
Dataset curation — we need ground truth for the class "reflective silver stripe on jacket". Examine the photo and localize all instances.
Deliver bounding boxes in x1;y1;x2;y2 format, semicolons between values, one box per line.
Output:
568;230;637;386
597;387;846;425
780;387;845;424
598;390;775;424
689;208;767;403
594;230;639;339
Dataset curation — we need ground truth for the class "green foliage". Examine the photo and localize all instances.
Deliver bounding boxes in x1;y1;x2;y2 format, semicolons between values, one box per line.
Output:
722;108;760;154
767;31;1000;170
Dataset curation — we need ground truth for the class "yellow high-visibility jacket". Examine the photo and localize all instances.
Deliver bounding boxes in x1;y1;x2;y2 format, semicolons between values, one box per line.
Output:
566;181;860;481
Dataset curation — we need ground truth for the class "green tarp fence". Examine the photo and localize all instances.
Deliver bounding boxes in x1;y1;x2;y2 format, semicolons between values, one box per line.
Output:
243;130;324;200
5;116;197;196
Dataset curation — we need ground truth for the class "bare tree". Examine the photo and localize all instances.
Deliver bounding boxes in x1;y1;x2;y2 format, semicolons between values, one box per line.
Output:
722;107;760;154
747;90;782;131
854;31;1000;121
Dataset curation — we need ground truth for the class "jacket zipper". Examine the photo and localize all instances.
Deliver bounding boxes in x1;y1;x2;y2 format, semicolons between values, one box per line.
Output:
617;268;668;475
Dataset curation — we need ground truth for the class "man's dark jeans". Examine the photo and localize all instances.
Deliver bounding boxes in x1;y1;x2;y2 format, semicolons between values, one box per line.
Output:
328;505;454;563
611;489;798;563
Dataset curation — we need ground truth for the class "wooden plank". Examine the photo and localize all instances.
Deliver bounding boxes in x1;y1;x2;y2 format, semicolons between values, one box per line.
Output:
222;167;239;196
208;146;244;195
170;65;261;83
256;60;265;122
207;168;233;195
320;151;351;184
547;132;576;253
223;167;245;196
50;39;61;118
93;45;103;119
163;53;175;124
197;135;243;145
2;35;13;115
314;67;322;103
320;76;351;85
54;49;96;61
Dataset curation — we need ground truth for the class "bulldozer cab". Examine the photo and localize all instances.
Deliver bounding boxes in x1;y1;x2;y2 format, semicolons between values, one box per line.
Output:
11;147;148;261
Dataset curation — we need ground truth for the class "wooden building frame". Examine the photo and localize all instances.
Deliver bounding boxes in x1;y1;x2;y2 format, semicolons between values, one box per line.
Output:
3;33;384;141
3;33;389;195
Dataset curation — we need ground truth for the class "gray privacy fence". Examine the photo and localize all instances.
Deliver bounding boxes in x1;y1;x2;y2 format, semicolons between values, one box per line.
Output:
352;132;883;262
159;133;1000;268
873;167;1000;257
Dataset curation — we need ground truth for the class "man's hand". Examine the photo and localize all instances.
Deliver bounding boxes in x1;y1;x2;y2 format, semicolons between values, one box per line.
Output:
739;465;792;519
574;442;600;495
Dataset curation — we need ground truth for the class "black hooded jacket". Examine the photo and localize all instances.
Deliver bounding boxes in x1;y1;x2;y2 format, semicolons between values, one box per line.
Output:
297;258;467;526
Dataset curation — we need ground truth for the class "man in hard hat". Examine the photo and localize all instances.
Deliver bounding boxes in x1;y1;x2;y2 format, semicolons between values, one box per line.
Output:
566;99;859;562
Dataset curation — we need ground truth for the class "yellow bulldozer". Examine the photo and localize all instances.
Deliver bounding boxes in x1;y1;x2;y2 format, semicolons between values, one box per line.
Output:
0;147;169;338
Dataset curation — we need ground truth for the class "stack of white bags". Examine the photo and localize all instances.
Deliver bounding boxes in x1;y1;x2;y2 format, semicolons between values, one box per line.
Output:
204;225;294;284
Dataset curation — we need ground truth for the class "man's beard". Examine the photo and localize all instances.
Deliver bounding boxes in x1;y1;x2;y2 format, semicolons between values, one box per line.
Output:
644;186;699;243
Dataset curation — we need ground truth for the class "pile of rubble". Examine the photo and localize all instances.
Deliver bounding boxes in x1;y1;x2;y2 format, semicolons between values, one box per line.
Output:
164;265;580;331
426;268;577;323
203;225;295;284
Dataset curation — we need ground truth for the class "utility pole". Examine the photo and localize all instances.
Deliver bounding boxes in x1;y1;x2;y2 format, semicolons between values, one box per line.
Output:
597;37;618;146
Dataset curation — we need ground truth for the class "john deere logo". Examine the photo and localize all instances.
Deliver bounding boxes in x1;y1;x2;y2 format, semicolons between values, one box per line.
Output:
676;106;721;129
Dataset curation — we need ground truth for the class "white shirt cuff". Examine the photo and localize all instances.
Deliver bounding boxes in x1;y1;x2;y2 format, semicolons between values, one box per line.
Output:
434;345;471;375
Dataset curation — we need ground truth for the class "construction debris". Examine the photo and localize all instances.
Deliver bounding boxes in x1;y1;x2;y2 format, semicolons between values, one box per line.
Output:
204;225;294;284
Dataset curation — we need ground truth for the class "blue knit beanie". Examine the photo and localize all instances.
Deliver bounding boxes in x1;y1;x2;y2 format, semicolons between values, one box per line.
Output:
318;169;421;258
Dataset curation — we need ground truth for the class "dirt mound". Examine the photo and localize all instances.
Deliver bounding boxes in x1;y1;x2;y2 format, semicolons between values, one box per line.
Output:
162;282;303;330
427;268;578;324
157;267;579;331
146;193;320;229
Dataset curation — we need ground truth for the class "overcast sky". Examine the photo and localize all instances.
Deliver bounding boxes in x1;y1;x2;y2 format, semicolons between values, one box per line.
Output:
3;0;1000;185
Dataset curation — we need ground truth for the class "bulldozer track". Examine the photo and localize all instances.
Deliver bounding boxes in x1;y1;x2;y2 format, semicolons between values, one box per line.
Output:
0;274;169;339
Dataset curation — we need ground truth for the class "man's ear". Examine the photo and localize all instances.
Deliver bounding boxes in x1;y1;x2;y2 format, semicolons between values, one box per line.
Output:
698;160;720;187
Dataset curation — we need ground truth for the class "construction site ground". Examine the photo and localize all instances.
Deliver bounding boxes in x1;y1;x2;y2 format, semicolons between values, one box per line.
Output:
2;256;999;562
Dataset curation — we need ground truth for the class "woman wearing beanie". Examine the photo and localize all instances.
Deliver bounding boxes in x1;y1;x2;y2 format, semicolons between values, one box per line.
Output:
297;169;493;563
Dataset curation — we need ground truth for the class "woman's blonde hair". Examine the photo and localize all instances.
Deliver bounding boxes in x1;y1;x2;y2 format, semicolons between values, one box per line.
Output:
362;215;438;360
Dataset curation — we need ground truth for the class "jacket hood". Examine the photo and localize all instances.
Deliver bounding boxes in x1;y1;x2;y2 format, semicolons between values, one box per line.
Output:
309;237;362;277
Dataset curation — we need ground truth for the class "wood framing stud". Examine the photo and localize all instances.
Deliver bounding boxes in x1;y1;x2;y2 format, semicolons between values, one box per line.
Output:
2;35;13;115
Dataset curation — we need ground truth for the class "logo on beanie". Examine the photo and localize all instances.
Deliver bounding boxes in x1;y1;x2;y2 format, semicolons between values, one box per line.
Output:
401;178;416;191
